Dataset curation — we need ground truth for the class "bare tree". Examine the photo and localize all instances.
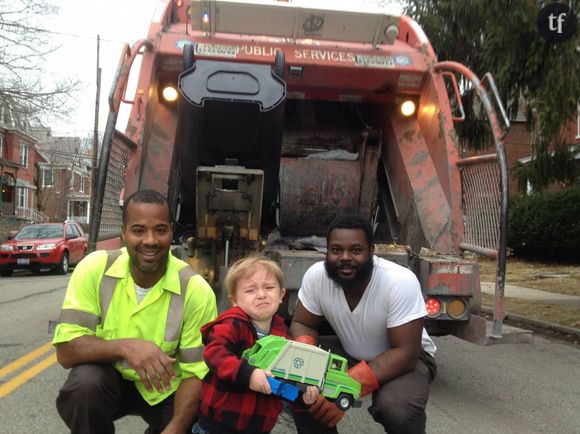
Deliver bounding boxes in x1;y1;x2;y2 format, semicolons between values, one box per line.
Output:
0;0;79;120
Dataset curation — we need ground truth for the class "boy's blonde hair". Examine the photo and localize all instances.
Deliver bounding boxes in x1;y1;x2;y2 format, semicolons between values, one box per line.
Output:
225;255;284;298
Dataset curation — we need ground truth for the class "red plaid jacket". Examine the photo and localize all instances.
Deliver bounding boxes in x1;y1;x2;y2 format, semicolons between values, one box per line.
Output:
198;306;291;433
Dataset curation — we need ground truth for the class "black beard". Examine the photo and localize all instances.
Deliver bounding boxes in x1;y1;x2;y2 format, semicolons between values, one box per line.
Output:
324;257;374;290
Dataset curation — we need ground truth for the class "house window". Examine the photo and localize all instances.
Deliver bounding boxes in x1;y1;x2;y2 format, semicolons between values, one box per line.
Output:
66;224;76;238
17;187;28;208
0;135;3;158
42;169;53;187
20;143;28;168
79;176;85;193
69;200;88;218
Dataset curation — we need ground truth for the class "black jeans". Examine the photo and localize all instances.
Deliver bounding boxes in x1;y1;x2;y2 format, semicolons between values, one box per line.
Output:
56;364;175;434
292;336;437;434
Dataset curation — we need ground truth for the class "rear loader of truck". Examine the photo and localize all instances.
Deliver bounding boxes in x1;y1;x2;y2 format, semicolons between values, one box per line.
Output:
90;0;532;345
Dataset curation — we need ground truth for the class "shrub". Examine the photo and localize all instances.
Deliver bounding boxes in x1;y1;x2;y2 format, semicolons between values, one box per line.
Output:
508;188;580;262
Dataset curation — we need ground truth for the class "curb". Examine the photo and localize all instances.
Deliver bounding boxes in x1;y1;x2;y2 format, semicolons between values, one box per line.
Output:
481;305;580;340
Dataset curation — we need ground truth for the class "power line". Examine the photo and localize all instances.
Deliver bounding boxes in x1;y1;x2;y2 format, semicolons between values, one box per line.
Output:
43;29;127;45
11;20;130;45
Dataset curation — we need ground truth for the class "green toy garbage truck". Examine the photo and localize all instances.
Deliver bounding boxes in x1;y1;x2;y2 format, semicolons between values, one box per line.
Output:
243;335;361;411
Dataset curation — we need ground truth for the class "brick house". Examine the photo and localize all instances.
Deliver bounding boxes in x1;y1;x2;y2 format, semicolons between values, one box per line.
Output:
33;127;92;225
0;105;47;224
468;101;580;195
506;103;580;194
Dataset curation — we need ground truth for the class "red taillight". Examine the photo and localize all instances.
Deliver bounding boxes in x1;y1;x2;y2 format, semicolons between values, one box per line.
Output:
425;297;441;317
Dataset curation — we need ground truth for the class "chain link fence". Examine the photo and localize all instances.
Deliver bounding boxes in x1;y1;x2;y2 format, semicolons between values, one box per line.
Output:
98;132;136;235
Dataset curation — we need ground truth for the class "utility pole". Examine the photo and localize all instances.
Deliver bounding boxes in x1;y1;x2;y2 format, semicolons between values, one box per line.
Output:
91;35;101;251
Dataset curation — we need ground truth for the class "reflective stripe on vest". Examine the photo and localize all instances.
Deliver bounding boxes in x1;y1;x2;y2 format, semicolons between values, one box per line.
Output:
58;309;100;331
59;250;199;348
56;250;122;330
178;346;204;363
100;250;197;342
99;250;123;323
117;342;204;369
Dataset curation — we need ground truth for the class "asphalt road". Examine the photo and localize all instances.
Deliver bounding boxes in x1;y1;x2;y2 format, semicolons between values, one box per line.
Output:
1;272;579;433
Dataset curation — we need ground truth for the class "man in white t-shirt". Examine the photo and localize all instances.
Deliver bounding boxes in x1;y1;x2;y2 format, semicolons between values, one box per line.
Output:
290;214;437;434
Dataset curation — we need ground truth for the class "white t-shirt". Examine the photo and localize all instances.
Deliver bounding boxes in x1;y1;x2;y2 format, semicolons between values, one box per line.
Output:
298;256;436;360
135;284;152;304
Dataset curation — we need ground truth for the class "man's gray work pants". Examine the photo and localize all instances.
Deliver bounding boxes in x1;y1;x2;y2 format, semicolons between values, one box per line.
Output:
292;336;437;434
56;364;174;434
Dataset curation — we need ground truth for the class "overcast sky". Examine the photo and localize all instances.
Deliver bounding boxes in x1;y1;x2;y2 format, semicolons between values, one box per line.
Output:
44;0;161;137
43;0;402;137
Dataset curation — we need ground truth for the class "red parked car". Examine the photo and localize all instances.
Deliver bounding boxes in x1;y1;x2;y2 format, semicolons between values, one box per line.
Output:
0;221;88;277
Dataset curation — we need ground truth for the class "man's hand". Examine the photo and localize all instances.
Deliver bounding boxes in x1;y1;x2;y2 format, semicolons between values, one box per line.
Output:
121;339;176;393
249;369;272;394
302;385;320;405
160;423;185;434
161;376;202;434
309;395;344;427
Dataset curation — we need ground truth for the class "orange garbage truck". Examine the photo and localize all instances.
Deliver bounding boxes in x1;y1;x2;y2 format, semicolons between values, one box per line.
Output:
89;0;532;345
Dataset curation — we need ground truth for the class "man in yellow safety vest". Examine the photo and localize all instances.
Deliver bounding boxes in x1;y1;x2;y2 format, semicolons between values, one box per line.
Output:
53;189;217;434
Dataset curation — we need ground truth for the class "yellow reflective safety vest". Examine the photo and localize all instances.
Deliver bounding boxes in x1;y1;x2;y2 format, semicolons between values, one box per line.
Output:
53;248;217;405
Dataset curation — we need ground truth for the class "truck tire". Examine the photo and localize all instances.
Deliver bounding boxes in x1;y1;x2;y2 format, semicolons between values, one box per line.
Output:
183;43;195;71
335;393;353;411
274;49;285;78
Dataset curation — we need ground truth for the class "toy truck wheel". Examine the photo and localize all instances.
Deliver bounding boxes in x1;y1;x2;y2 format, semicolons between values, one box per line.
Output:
335;393;353;411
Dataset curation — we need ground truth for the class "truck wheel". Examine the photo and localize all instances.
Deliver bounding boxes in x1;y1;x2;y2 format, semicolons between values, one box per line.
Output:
56;251;69;275
274;49;285;78
335;393;353;411
183;43;195;71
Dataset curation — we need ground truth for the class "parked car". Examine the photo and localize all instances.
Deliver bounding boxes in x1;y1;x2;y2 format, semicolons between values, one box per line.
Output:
0;221;88;277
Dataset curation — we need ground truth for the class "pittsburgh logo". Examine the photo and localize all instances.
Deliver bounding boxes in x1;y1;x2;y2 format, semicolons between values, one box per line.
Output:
302;15;325;33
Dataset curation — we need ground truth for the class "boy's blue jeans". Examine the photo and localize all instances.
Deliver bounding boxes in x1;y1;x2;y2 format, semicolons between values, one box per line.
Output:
191;422;210;434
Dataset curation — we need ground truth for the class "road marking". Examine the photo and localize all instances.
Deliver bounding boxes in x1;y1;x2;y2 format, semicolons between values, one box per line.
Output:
0;341;54;379
0;353;57;399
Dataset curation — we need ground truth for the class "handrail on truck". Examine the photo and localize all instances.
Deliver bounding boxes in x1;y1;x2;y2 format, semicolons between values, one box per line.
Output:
88;39;153;253
434;61;511;340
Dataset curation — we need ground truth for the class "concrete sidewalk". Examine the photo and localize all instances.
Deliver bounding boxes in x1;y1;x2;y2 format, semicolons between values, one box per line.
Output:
480;281;580;339
481;282;580;308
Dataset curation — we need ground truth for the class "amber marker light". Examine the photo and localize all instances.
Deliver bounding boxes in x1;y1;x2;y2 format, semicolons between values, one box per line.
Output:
425;297;441;318
161;85;178;102
447;298;467;319
401;100;416;117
